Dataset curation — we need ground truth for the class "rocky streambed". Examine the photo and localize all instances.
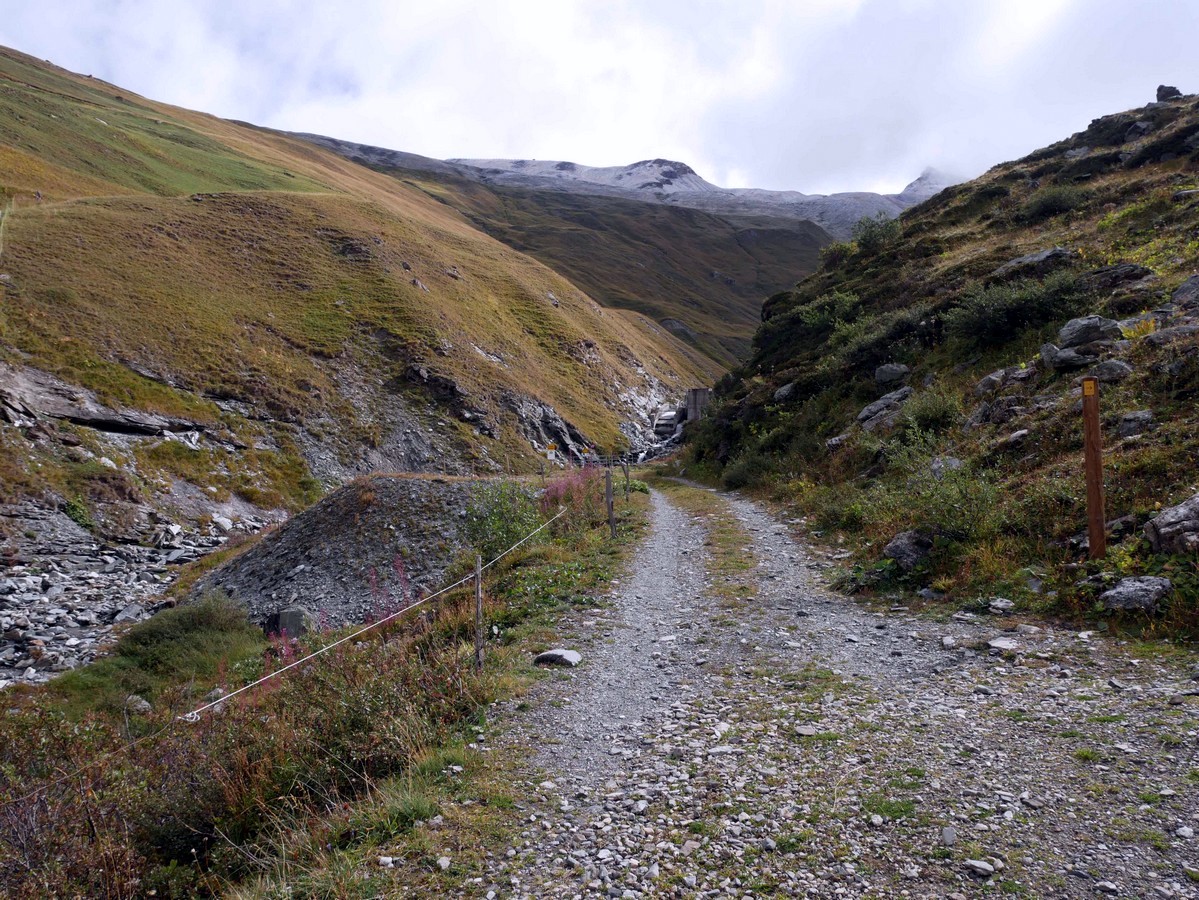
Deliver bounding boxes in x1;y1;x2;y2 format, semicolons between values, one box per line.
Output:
0;500;264;688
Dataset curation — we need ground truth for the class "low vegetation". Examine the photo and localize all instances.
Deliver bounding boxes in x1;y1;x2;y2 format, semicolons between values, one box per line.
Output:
0;468;645;897
688;91;1199;638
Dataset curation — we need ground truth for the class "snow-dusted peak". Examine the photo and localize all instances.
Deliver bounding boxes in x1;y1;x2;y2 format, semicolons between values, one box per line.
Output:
893;167;958;205
449;157;721;195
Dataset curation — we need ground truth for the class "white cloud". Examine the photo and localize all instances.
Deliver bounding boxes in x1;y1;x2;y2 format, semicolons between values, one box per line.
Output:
1;0;1196;193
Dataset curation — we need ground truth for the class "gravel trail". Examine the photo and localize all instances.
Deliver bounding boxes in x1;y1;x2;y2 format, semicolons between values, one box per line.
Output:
483;487;1199;899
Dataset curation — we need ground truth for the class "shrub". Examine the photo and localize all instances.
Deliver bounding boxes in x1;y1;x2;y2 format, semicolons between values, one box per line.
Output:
64;495;93;530
903;387;963;433
1022;185;1087;223
463;480;544;561
943;271;1083;349
797;290;862;333
820;240;855;268
851;212;902;253
722;451;773;489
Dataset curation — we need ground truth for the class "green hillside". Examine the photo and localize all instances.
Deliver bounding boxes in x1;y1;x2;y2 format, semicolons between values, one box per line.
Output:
0;46;718;531
392;174;829;367
690;90;1199;634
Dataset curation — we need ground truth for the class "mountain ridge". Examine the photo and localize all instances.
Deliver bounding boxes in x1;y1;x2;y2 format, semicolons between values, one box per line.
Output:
292;131;958;240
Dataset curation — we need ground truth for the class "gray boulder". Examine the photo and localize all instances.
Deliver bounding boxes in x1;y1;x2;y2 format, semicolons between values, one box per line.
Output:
1078;263;1153;293
875;363;911;387
1058;316;1123;348
773;382;796;403
1157;85;1183;102
991;247;1079;280
1172;275;1199;309
857;387;913;432
265;606;314;638
974;370;1006;397
1099;576;1172;612
1040;343;1094;371
1146;325;1199;347
534;648;581;667
1089;359;1134;383
930;456;963;480
1117;410;1155;438
883;530;934;572
1145;494;1199;554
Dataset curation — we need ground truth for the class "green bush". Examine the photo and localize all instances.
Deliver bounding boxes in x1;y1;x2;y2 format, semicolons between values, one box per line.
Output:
64;495;93;530
463;480;544;561
943;272;1083;349
820;240;855;268
722;451;773;489
851;212;902;253
903;387;963;433
1022;185;1087;223
797;290;862;332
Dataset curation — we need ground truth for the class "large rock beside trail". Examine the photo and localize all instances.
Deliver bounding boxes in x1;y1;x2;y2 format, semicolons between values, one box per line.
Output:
1145;493;1199;554
1099;577;1172;612
883;530;934;571
533;648;582;667
193;475;476;628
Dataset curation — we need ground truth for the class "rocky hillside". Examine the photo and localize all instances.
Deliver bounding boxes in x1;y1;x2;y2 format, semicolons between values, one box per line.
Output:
193;474;476;629
690;85;1199;635
0;46;717;549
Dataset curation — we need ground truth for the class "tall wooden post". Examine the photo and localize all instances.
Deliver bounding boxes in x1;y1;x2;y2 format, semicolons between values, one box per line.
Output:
474;554;484;673
1081;377;1106;560
605;468;616;539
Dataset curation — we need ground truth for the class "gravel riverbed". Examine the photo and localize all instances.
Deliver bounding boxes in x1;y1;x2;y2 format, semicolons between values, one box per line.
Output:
480;488;1199;899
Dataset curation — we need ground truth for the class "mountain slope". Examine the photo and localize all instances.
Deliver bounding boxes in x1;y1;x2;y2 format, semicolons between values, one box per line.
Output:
0;45;715;540
293;134;831;367
689;87;1199;633
376;173;828;366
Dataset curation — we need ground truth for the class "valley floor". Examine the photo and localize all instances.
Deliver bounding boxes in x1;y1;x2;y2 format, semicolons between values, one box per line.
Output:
475;486;1199;898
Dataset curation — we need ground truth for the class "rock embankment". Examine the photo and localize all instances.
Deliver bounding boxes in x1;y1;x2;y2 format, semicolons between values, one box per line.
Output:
193;475;476;628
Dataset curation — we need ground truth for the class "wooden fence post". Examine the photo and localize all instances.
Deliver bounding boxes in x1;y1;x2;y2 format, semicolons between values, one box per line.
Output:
605;468;616;539
474;554;484;673
1082;376;1106;560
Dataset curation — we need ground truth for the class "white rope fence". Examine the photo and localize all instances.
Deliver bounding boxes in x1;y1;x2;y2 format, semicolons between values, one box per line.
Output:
3;503;571;808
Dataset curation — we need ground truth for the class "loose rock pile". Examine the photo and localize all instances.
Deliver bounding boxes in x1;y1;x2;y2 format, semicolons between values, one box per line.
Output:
0;502;254;687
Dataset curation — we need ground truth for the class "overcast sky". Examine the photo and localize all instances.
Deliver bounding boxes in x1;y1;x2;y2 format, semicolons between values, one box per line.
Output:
1;0;1195;194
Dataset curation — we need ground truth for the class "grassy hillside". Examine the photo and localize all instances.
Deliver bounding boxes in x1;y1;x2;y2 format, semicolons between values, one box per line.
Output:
389;174;828;367
0;45;718;527
690;90;1199;635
